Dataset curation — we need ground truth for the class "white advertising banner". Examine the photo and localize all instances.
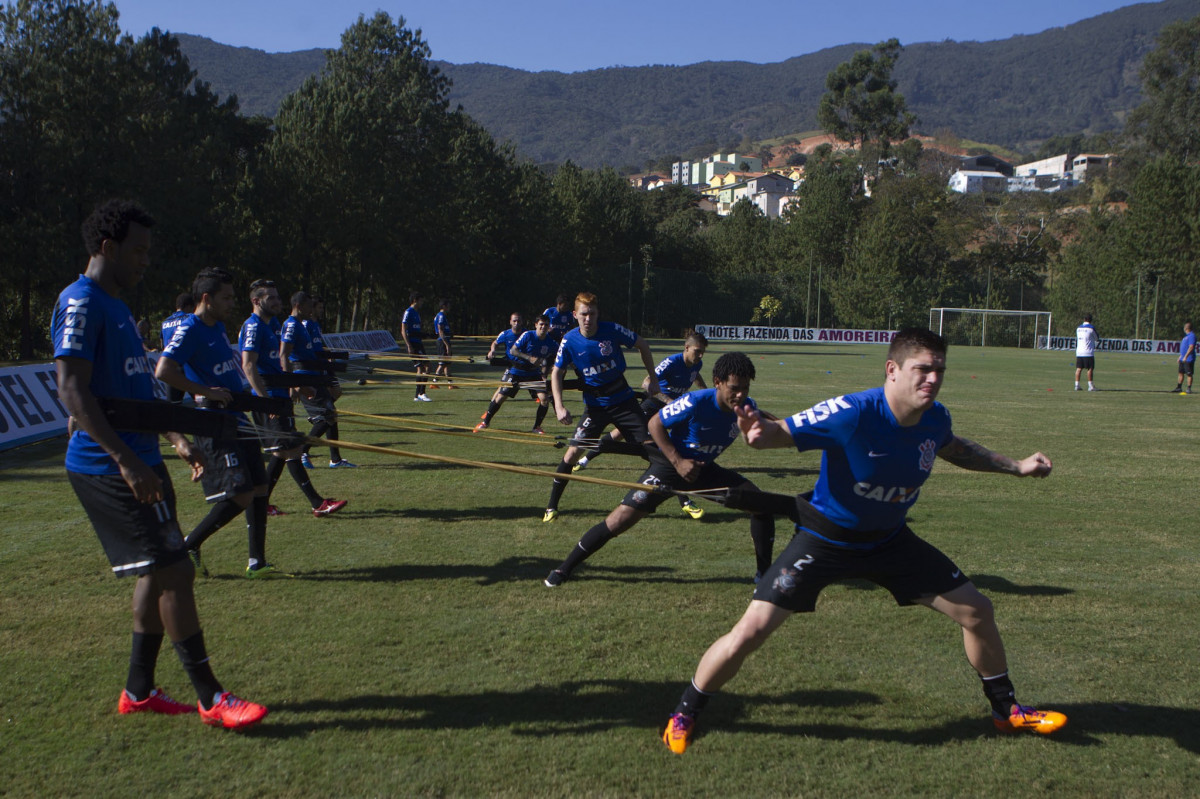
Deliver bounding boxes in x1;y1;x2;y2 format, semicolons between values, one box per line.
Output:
0;362;71;451
695;325;897;344
1037;336;1180;354
322;330;400;353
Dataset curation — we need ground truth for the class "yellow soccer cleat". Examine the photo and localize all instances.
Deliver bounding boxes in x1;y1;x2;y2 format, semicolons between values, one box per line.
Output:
680;501;705;520
662;713;695;754
993;704;1067;734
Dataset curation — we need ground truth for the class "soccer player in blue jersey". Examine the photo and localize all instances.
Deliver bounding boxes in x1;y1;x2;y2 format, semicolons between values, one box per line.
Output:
56;200;266;728
402;291;431;402
544;351;774;587
281;292;355;468
573;332;710;519
239;280;347;518
432;298;456;388
1172;322;1195;394
543;294;576;343
160;293;194;403
662;328;1066;754
157;268;287;579
475;314;555;433
543;292;663;522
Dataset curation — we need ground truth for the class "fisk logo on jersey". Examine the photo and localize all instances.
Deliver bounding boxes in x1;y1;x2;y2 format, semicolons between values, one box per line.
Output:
853;483;921;504
660;395;693;418
790;396;851;428
59;296;89;351
918;439;938;472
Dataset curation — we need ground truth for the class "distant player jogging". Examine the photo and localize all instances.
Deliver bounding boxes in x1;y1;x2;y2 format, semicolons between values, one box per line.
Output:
475;314;555;433
662;328;1066;754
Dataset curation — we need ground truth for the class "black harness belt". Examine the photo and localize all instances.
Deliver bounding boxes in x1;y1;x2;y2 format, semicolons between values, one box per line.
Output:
196;394;292;416
719;487;898;545
100;398;237;439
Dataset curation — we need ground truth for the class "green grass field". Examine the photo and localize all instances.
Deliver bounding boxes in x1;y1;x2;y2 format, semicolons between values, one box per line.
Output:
3;340;1199;797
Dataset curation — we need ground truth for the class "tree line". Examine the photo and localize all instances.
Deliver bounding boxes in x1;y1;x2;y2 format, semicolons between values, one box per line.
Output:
3;2;1199;360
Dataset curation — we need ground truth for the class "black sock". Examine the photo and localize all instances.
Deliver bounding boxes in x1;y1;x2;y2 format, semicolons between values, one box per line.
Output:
247;496;268;568
483;400;501;424
287;458;323;508
546;460;572;510
185;499;244;550
125;631;164;700
558;522;616;575
981;671;1016;717
266;456;286;495
750;514;776;576
328;422;341;462
173;631;223;709
533;402;549;428
673;680;713;717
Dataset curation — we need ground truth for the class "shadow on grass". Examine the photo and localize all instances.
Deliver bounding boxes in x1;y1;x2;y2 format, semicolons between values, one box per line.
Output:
296;556;753;588
329;504;552;521
247;684;1200;753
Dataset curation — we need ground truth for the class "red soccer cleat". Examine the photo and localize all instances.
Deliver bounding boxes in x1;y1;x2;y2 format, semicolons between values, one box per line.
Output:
118;688;196;716
313;498;348;517
199;692;269;729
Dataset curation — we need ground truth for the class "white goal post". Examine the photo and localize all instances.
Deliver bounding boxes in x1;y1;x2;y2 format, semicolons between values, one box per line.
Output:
929;308;1053;349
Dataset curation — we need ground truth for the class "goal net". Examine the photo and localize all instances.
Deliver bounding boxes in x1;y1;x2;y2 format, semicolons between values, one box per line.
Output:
929;308;1052;349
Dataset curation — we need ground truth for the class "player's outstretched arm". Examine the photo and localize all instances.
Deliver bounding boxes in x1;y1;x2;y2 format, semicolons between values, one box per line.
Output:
635;338;663;398
734;403;792;449
937;435;1052;477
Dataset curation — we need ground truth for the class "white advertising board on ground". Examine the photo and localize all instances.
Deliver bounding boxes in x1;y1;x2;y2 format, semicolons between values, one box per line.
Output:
0;363;71;451
695;325;896;344
1037;336;1180;354
322;330;400;353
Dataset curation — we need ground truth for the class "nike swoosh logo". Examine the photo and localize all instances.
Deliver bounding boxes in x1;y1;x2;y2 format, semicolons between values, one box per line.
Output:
951;570;961;579
207;341;217;347
117;322;127;329
868;451;888;458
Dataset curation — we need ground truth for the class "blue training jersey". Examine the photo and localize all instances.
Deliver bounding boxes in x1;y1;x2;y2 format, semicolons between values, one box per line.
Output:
239;313;287;398
52;275;163;475
654;352;703;399
303;318;326;353
554;321;639;407
510;329;555;379
544;306;575;338
492;328;523;367
160;310;189;350
281;315;321;373
434;310;451;340
160;314;248;419
658;389;755;464
784;386;953;541
1181;332;1196;363
403;306;422;343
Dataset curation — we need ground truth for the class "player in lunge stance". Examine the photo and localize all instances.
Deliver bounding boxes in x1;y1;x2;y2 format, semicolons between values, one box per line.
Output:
544;352;774;587
574;331;709;518
239;280;348;518
662;328;1066;754
542;292;662;522
55;199;266;728
475;314;555;433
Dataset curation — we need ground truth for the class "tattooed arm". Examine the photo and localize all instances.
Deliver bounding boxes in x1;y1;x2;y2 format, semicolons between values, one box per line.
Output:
937;435;1053;478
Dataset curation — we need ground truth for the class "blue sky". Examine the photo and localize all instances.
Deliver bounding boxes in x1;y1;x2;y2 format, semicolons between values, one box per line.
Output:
115;0;1152;73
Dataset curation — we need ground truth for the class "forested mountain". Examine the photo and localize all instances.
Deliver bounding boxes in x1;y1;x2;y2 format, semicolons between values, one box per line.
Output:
175;0;1197;167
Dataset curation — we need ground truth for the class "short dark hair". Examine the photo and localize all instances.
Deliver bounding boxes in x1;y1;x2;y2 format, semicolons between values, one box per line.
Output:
291;291;311;309
249;279;276;304
81;199;155;256
712;351;755;383
685;331;708;349
440;298;450;310
175;292;195;312
410;291;423;304
1084;314;1092;323
535;314;550;326
887;327;948;365
556;293;570;305
191;267;233;301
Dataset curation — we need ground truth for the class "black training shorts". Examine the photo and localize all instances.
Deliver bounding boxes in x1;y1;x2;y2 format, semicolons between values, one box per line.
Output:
299;385;336;424
252;406;305;453
752;526;970;613
1075;356;1095;370
409;340;427;369
1179;360;1195;377
67;463;189;578
572;397;650;449
195;435;267;501
621;457;748;513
